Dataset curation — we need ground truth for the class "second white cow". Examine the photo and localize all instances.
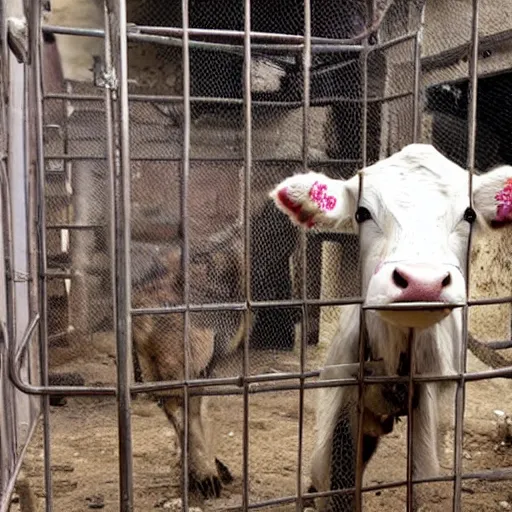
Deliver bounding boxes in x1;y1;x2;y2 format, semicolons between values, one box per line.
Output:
270;143;512;511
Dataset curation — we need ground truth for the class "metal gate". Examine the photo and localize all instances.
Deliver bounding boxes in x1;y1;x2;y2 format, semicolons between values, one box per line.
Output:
1;0;512;511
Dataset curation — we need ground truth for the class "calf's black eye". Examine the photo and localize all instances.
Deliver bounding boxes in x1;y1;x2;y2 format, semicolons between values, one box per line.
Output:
355;206;372;223
463;207;477;224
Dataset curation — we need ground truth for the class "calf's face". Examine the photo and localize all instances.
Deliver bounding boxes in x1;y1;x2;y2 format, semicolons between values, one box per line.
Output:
270;144;512;328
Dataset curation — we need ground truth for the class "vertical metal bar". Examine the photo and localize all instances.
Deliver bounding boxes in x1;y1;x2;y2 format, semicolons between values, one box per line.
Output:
110;0;134;509
29;2;53;510
412;5;425;143
297;0;312;509
242;0;252;507
24;54;39;429
405;329;415;512
354;17;370;511
453;0;479;509
180;0;192;508
2;155;18;477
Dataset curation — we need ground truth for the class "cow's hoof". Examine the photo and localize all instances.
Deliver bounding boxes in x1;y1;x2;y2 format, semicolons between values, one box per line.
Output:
189;472;222;499
215;458;233;484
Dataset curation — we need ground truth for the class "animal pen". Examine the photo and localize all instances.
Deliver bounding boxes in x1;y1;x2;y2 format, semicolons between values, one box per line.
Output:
0;0;512;510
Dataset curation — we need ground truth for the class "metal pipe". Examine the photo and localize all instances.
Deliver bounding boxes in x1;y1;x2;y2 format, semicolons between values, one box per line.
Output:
222;465;512;510
2;124;19;484
9;312;512;398
41;22;419;52
127;296;512;317
106;1;135;509
412;4;426;142
40;23;366;53
406;330;415;511
28;2;53;509
354;20;371;509
242;0;253;507
43;154;363;166
179;0;192;505
297;0;312;506
43;90;414;107
454;0;480;508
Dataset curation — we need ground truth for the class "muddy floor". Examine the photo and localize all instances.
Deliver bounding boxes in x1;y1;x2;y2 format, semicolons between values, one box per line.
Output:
11;330;512;512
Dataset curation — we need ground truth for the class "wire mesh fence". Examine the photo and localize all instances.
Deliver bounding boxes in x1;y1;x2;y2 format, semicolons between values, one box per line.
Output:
1;0;512;511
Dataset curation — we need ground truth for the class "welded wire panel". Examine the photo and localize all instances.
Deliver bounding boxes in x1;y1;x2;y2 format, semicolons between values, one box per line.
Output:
9;0;512;511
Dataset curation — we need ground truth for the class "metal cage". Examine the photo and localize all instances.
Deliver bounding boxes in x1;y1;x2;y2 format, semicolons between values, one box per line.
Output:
1;0;512;511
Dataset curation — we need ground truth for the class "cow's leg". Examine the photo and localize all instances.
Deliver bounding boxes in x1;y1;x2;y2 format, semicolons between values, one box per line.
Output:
411;383;441;510
161;394;232;498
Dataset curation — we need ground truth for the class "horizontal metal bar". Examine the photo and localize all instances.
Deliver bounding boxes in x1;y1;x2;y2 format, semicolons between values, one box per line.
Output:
131;297;364;316
8;315;116;396
486;339;512;350
228;465;512;510
363;301;465;311
42;23;364;54
128;24;363;46
43;91;413;108
9;353;512;398
43;154;362;165
44;271;73;280
128;361;512;396
369;31;417;53
46;224;104;230
131;295;512;316
468;295;512;306
43;23;421;54
10;312;511;399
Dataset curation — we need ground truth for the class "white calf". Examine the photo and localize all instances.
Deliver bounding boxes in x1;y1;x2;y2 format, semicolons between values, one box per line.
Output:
270;143;512;510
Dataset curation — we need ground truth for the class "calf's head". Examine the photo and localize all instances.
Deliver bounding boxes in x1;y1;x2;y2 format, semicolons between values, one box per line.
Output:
270;144;512;329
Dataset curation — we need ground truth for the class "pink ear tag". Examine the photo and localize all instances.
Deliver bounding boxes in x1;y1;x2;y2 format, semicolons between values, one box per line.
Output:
309;181;337;211
495;178;512;222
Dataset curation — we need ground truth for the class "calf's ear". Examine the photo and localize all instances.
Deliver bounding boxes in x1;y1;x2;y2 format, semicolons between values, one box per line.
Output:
473;165;512;227
269;171;357;230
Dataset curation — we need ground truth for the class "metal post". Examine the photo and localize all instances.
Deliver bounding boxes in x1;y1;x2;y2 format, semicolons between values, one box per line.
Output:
242;0;253;508
453;0;480;509
412;4;426;143
29;2;53;510
297;0;311;508
354;12;370;511
106;0;135;509
180;0;192;508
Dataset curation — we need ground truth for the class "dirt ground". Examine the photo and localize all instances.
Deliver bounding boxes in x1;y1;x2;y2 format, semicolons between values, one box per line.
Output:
11;330;512;512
